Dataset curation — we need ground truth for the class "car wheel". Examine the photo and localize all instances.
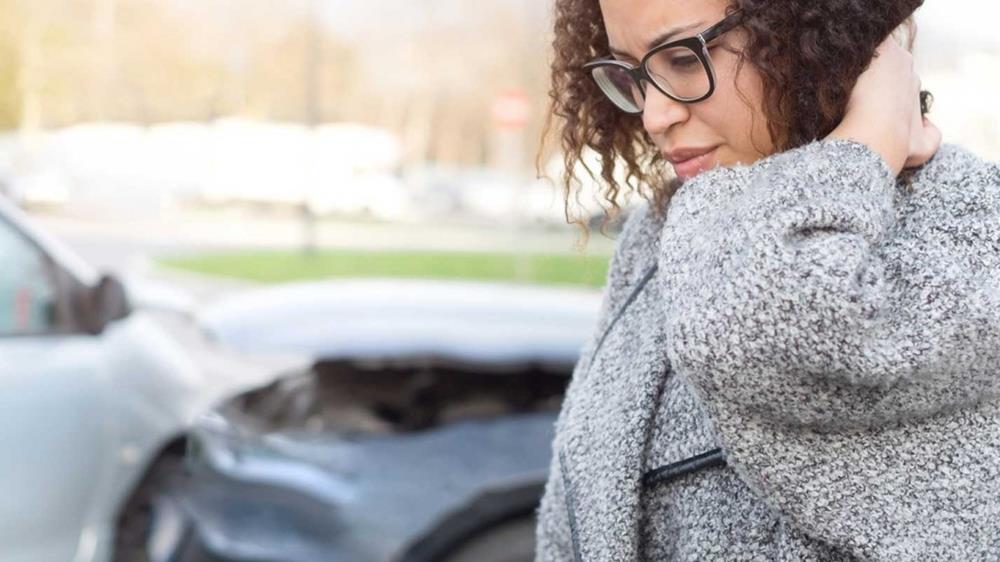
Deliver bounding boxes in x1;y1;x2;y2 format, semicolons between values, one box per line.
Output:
439;516;536;562
113;453;189;562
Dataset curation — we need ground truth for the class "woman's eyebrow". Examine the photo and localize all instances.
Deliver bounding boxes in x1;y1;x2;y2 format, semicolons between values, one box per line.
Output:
608;20;705;58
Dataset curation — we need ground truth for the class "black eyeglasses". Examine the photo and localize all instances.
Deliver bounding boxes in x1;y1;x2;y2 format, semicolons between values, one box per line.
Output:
583;9;747;113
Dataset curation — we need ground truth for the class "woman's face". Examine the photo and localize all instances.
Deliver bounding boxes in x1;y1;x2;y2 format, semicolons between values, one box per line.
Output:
598;0;776;180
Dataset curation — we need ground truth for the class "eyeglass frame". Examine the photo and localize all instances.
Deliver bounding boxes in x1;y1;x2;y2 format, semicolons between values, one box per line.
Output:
582;8;748;113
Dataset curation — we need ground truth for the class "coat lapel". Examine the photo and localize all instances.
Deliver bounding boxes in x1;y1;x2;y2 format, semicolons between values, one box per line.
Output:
559;260;672;561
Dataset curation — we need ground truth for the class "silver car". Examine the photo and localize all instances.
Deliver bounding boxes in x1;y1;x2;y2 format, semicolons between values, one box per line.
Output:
0;195;306;562
171;278;602;561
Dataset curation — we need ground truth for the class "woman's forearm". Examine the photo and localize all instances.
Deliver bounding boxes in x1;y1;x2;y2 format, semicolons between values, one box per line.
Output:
658;137;1000;426
661;137;902;388
826;116;908;177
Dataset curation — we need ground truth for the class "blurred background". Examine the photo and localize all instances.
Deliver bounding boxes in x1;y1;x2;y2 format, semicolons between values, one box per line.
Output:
0;0;622;305
0;2;998;561
0;0;996;299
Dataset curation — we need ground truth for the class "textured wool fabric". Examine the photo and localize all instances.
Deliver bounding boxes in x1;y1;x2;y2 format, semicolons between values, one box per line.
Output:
638;322;862;561
534;138;1000;561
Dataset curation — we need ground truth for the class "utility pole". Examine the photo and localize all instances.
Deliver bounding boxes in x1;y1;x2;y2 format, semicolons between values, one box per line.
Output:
15;0;44;203
93;0;117;120
17;0;41;136
300;0;322;255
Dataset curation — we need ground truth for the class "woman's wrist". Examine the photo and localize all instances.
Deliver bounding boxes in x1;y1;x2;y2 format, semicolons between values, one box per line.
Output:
826;119;906;177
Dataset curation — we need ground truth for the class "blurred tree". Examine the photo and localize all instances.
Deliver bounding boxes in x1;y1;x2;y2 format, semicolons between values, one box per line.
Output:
0;0;557;173
0;0;21;129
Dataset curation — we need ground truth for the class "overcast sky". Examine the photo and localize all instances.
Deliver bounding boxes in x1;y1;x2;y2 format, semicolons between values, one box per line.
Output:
167;0;999;50
917;0;1000;53
914;0;1000;49
308;0;1000;55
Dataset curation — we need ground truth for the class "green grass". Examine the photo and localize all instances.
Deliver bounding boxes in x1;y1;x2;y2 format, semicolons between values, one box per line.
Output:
158;249;612;287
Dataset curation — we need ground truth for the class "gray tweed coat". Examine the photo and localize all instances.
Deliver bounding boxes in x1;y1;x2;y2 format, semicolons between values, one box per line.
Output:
534;138;1000;561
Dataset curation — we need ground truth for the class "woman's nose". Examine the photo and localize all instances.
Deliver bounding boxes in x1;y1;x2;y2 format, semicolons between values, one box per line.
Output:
641;81;689;137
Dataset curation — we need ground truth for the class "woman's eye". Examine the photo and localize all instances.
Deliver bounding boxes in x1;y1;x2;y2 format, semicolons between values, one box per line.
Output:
671;56;700;69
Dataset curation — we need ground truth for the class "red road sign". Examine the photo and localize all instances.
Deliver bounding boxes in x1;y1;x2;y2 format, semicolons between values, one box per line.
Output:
492;89;531;130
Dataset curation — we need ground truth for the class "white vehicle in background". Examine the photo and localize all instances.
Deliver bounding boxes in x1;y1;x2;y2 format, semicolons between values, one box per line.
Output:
0;194;306;562
199;119;408;219
7;169;72;208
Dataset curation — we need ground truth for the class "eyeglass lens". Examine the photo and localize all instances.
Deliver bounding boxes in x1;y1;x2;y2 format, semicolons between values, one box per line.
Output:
592;45;711;112
592;65;644;113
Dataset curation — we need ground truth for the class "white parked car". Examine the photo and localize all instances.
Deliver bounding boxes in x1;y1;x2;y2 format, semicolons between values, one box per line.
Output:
0;194;306;562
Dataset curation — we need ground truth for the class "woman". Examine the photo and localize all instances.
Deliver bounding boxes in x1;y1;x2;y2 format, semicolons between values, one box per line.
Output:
535;0;1000;560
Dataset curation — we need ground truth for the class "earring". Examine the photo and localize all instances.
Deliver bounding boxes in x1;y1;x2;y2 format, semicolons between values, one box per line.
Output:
919;89;934;117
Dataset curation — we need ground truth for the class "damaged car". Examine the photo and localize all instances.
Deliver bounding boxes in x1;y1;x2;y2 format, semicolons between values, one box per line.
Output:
0;195;308;562
170;279;603;561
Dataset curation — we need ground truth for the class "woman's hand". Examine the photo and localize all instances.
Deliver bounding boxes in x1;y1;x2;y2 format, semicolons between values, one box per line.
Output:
827;35;942;176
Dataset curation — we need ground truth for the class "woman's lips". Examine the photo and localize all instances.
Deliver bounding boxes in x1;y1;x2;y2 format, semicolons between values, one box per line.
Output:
670;147;718;179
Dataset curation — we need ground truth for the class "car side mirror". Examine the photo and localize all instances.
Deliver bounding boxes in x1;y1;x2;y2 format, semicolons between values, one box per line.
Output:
82;273;132;334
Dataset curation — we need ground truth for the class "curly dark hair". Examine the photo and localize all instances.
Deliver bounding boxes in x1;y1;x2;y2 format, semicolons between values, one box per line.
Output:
543;0;926;242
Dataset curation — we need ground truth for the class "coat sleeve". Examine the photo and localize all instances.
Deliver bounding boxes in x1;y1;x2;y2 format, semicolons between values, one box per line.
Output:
658;138;1000;428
